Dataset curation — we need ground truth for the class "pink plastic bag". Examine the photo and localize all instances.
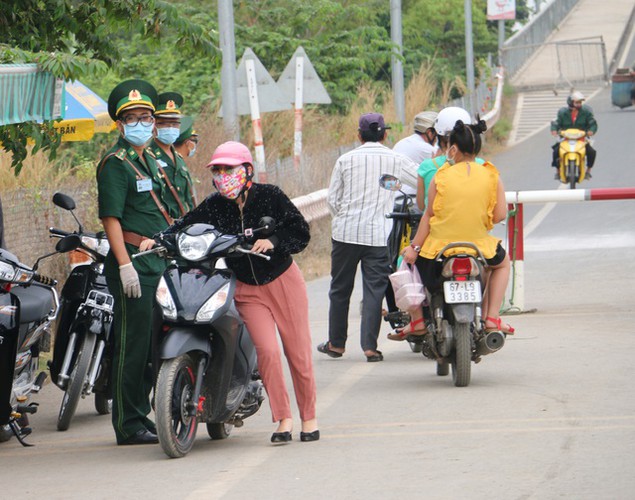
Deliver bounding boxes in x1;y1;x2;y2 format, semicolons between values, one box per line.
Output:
389;260;425;312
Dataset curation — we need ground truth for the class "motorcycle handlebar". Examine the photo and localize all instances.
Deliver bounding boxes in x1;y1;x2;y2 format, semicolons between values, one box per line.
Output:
33;273;57;287
49;227;71;238
385;212;421;220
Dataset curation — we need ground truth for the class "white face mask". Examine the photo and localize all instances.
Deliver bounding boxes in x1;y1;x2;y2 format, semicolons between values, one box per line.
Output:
446;146;457;166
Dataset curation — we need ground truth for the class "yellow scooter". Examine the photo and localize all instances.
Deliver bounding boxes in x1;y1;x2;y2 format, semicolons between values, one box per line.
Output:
557;128;588;189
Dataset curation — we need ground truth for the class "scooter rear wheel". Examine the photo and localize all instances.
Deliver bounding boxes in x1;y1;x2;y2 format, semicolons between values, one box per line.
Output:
451;322;472;387
155;354;198;458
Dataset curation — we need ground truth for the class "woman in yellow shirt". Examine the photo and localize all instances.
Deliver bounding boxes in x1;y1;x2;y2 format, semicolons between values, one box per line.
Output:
401;117;514;334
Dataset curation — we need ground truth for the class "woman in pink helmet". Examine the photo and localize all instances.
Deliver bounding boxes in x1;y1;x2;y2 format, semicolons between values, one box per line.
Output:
143;141;318;443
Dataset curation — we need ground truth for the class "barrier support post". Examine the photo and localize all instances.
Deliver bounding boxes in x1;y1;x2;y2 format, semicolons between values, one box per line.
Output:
506;202;525;312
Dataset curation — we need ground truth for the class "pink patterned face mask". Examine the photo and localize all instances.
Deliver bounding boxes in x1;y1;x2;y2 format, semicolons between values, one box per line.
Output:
212;165;247;199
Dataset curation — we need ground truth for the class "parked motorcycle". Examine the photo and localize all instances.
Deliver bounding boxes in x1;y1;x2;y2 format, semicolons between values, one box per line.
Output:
556;128;589;189
380;174;424;353
380;174;506;387
47;192;113;431
0;242;66;445
133;219;273;458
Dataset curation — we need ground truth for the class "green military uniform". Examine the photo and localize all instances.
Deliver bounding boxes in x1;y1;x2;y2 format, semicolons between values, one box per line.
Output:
97;79;170;444
149;140;197;216
150;92;197;217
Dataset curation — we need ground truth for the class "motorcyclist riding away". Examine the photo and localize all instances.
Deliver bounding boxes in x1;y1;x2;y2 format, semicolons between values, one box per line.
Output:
550;91;598;178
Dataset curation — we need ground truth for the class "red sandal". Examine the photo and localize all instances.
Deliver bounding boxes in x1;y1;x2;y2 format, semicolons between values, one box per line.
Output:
485;316;515;335
387;317;426;341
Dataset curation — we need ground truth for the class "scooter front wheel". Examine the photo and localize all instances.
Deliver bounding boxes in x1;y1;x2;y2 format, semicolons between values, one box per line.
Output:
155;354;198;458
207;422;233;440
57;332;97;431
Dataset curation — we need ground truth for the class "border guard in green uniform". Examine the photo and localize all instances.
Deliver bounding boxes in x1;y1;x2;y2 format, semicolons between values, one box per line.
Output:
97;79;171;445
174;115;199;160
149;92;198;217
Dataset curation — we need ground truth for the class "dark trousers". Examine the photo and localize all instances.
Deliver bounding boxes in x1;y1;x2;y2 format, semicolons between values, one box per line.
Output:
107;277;158;443
328;240;391;352
552;142;596;168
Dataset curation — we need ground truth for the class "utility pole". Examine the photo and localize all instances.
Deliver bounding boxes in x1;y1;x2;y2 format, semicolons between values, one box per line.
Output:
218;0;239;140
464;0;476;118
390;0;405;125
498;19;505;65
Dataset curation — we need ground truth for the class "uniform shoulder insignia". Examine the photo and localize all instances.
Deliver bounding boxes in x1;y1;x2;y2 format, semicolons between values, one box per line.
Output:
146;148;157;159
114;148;126;160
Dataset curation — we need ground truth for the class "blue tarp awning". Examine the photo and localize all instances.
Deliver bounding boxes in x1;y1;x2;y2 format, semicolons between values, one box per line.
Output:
0;63;64;126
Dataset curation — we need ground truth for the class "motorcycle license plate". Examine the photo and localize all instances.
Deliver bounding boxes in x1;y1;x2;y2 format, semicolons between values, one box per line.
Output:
443;281;482;303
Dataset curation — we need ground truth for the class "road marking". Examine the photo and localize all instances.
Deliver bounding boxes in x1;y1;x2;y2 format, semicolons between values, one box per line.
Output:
185;361;374;500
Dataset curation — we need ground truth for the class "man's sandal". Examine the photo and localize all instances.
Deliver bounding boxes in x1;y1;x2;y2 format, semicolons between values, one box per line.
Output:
387;317;426;341
484;316;515;335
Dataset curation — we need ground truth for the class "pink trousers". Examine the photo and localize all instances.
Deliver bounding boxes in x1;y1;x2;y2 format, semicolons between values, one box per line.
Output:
234;262;317;422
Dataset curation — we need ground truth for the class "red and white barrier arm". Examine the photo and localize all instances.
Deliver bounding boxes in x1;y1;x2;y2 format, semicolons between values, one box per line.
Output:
505;187;635;204
503;187;635;313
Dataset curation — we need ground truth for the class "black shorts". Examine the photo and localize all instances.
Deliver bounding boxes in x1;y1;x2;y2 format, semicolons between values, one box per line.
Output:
415;243;506;290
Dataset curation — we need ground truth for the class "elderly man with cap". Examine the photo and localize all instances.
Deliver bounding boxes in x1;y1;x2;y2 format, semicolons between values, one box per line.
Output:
149;92;197;216
393;110;439;166
97;79;172;445
318;112;418;362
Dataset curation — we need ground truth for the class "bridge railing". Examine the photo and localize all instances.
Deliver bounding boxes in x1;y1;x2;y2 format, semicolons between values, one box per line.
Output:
501;0;581;80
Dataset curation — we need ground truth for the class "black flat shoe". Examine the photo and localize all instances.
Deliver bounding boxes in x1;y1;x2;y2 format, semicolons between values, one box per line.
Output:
300;430;320;442
317;341;343;358
271;431;292;444
366;350;384;362
119;429;159;445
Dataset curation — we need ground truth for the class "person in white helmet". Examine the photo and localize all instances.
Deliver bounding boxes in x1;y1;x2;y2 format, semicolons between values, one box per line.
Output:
550;91;598;178
415;107;486;211
388;107;487;341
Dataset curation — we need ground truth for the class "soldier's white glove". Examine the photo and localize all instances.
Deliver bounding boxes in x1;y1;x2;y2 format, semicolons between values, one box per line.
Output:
119;263;141;298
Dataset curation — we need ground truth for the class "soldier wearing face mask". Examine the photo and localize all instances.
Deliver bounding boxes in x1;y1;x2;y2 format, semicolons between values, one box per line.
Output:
150;92;197;217
97;79;173;446
174;116;199;160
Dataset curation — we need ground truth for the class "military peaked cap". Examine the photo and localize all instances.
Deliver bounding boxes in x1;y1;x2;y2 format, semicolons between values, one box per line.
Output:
107;79;158;121
155;92;184;118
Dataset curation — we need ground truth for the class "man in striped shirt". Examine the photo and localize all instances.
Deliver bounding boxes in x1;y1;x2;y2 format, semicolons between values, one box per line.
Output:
318;112;418;362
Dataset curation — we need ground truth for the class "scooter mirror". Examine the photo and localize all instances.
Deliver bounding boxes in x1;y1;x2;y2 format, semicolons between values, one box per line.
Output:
379;174;402;192
55;234;82;254
257;217;276;237
52;192;76;211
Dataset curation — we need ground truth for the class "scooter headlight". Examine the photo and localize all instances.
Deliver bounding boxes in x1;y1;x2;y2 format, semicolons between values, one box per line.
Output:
196;282;231;322
156;276;177;320
0;261;16;282
177;232;217;261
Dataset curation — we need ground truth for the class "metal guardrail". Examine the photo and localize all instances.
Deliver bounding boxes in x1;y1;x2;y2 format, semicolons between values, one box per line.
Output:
502;0;581;80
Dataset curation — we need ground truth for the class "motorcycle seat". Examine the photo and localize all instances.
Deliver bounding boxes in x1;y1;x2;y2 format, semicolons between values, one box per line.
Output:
11;283;54;324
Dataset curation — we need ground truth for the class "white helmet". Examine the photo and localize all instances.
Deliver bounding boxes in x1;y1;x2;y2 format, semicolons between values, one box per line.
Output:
434;107;472;136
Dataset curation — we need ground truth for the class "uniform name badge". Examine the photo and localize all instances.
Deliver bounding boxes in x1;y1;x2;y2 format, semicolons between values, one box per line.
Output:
157;159;169;168
136;178;153;193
